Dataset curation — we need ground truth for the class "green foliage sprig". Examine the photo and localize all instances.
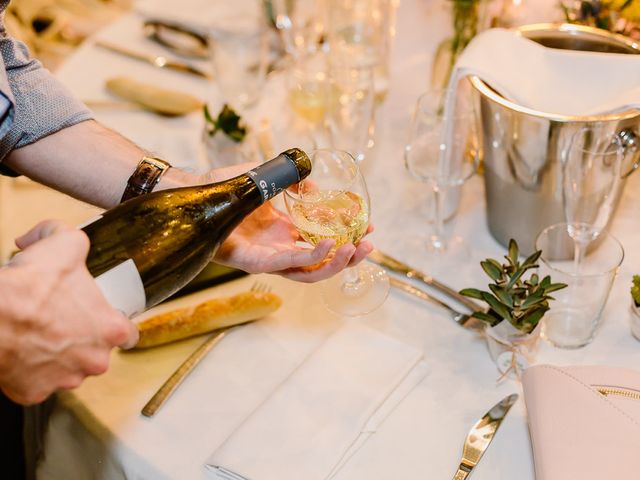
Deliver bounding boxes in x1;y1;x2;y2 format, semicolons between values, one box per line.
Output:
460;239;567;334
632;275;640;306
204;104;247;143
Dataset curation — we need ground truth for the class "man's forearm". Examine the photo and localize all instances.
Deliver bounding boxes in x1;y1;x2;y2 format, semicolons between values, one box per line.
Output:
3;120;197;208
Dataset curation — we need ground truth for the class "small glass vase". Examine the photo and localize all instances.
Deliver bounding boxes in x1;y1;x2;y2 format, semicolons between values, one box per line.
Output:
630;300;640;341
485;320;542;378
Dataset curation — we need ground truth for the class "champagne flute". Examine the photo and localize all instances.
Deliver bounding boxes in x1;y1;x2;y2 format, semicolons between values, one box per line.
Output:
562;127;625;271
271;0;326;60
284;149;389;316
404;90;479;265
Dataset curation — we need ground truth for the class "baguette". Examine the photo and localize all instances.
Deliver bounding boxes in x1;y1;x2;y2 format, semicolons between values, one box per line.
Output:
134;291;282;349
105;76;203;116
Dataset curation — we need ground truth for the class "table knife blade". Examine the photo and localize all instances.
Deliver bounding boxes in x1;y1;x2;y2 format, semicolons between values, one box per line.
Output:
452;393;519;479
96;40;212;80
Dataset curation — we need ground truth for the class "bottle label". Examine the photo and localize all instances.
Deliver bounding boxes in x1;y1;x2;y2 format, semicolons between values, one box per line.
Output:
246;154;301;202
94;258;146;318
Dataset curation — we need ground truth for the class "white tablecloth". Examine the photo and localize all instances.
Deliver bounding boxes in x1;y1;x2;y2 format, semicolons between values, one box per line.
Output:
12;0;639;478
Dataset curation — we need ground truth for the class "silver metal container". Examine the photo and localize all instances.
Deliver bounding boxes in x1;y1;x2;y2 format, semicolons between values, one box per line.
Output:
471;23;640;252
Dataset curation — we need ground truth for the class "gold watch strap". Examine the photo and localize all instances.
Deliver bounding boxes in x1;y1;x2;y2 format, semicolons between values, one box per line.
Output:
120;156;172;203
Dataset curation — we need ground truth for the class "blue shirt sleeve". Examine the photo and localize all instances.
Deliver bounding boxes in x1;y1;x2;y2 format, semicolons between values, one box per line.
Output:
0;30;94;162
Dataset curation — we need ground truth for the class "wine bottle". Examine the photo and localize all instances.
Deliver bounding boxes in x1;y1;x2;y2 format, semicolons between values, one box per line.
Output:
83;148;311;317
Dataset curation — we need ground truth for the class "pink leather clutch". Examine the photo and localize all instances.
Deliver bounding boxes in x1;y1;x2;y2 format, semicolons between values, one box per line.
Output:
522;364;640;479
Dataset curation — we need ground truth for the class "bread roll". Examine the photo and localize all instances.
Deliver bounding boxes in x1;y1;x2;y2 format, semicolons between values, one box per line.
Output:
134;291;282;348
105;76;203;116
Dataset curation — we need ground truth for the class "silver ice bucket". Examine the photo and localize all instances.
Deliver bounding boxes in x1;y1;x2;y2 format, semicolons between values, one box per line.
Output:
471;23;640;252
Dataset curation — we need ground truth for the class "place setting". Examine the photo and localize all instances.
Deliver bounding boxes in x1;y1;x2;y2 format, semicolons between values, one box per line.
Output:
7;0;640;479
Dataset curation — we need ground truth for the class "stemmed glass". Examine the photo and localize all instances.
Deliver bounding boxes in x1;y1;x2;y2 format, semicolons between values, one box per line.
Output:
324;58;376;162
562;127;625;271
284;149;389;316
404;90;479;265
271;0;326;60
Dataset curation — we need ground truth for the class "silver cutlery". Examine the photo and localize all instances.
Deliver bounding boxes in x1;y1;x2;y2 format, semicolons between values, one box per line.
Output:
143;19;209;59
96;40;212;80
368;249;484;313
389;277;485;332
452;393;518;479
141;327;231;417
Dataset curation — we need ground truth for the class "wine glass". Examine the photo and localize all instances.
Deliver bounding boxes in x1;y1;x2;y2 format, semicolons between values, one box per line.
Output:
208;13;271;111
404;90;479;266
271;0;326;60
561;127;625;271
284;149;389;316
324;57;376;162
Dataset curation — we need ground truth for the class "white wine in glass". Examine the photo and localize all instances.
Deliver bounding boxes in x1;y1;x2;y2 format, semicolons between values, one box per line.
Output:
285;149;389;316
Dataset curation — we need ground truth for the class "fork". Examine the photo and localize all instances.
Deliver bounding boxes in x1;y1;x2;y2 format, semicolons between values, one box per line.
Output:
141;282;268;417
389;277;485;332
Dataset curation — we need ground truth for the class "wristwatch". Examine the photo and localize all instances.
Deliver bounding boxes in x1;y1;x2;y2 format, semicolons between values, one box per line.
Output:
120;156;172;203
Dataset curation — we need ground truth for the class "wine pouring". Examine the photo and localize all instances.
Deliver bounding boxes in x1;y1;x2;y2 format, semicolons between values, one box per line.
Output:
83;149;311;317
284;149;389;316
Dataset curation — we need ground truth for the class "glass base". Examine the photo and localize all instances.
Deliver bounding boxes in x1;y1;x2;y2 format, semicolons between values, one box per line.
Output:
542;308;597;349
321;263;390;317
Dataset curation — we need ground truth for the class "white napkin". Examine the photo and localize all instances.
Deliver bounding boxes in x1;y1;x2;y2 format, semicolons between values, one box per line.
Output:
449;28;640;116
205;323;424;480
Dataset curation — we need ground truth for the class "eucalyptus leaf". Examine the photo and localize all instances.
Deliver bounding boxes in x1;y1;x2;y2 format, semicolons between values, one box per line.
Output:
489;284;513;308
459;288;485;300
481;259;503;282
481;291;513;322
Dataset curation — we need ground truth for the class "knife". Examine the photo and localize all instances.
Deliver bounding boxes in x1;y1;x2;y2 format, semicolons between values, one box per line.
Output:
389;277;485;332
141;327;231;417
452;393;519;479
368;249;484;313
96;40;212;80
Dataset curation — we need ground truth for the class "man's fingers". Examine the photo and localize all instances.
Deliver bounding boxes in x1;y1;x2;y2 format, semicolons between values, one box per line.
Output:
282;244;357;282
15;219;73;249
347;240;374;267
262;239;335;272
107;314;139;350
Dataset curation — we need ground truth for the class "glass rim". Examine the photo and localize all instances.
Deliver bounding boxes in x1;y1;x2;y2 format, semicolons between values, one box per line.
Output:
283;148;362;204
534;222;625;278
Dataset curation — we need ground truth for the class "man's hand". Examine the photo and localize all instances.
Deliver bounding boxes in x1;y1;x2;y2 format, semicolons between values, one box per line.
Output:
0;220;138;405
214;202;373;282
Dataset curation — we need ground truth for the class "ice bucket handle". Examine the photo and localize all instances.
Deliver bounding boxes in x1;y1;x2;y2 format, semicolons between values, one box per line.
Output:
618;128;640;178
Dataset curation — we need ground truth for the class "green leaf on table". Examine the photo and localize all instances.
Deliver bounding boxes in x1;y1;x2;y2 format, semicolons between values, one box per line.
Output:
203;103;247;143
481;259;503;282
460;287;485;300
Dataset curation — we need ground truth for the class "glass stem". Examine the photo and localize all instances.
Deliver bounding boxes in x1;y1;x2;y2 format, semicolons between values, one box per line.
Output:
430;185;446;252
573;239;587;274
342;266;360;286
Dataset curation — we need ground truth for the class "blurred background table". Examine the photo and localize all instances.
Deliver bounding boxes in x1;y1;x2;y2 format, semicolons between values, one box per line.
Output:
3;0;639;478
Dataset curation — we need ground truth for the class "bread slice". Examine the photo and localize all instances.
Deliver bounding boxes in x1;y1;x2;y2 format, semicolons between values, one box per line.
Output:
134;291;282;348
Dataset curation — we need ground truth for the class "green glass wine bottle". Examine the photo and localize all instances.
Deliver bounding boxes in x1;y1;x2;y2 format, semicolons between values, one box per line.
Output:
83;148;311;316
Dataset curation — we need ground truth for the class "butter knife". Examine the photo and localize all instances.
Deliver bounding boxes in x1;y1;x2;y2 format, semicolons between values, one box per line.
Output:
389;277;485;332
96;40;212;80
368;249;483;313
142;327;231;417
453;393;518;479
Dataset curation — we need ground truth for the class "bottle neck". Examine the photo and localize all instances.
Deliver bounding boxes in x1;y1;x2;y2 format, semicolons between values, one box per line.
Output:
244;153;303;202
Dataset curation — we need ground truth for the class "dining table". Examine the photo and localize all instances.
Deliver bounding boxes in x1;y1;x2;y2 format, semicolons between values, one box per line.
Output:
5;0;640;478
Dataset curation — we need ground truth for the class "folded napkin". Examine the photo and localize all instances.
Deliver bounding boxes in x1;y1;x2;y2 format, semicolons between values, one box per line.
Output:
522;364;640;480
205;323;424;480
449;28;640;116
